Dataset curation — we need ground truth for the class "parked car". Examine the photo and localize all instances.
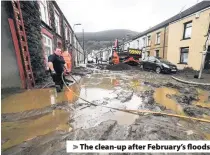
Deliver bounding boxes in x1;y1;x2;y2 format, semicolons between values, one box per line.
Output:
141;56;177;74
87;55;94;63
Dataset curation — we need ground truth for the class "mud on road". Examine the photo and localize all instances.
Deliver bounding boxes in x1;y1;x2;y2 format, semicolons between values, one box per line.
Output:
2;65;210;155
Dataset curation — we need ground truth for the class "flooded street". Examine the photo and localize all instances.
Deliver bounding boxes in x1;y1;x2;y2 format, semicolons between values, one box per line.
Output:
2;67;210;154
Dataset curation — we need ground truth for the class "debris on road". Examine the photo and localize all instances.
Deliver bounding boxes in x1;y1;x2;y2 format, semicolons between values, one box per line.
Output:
2;64;210;154
106;63;132;71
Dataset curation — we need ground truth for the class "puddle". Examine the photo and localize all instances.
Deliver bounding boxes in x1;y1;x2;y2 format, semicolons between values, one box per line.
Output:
2;89;57;113
72;87;142;129
130;79;151;92
193;89;210;108
2;84;80;114
154;87;184;115
2;110;71;150
81;75;120;90
204;133;210;140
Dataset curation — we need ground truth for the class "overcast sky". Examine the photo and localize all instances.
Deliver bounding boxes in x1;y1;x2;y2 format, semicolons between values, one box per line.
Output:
57;0;200;32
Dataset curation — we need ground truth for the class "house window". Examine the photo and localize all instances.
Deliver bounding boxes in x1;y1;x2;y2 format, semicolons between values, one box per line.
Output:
143;37;146;47
156;32;160;44
147;36;151;46
40;0;49;25
57;41;62;49
69;30;72;44
183;21;192;39
136;40;139;49
54;10;60;35
64;23;68;40
155;50;159;57
146;51;150;57
180;47;189;64
42;34;53;64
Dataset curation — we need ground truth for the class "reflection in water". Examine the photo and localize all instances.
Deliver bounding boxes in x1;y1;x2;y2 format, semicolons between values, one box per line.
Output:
154;87;184;115
2;84;81;114
73;93;142;129
130;79;150;92
2;89;57;113
193;89;210;108
2;110;71;150
81;76;119;90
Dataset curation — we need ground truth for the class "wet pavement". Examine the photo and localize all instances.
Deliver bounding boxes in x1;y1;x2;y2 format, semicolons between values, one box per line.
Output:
1;66;210;154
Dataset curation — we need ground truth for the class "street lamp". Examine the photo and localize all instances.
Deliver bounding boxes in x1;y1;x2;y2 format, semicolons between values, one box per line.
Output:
73;23;85;64
73;23;81;30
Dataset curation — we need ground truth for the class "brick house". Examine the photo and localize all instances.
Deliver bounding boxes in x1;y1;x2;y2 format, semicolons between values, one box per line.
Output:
1;0;84;90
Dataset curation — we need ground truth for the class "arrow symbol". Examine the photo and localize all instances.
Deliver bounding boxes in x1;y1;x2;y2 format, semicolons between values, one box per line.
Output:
73;145;78;149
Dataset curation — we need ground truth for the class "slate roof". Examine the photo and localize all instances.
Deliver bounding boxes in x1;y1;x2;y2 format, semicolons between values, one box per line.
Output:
132;1;210;40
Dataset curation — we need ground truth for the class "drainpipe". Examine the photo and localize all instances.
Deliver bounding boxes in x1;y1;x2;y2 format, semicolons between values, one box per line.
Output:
163;26;166;59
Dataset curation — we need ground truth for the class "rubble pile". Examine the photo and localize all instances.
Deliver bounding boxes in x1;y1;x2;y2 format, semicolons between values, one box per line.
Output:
71;66;93;76
106;63;132;71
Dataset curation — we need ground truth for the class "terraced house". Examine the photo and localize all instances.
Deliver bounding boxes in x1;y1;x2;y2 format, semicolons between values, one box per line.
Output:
1;1;84;89
127;1;210;70
167;2;210;70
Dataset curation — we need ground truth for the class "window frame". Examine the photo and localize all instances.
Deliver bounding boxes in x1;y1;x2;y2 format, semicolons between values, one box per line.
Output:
147;35;151;47
155;50;160;57
156;32;161;45
39;0;49;25
54;9;61;35
146;51;150;57
183;21;192;40
42;34;53;68
64;22;68;41
179;47;189;64
69;29;72;44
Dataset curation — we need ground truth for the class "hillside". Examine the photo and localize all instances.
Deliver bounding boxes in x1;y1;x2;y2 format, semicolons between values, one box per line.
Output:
75;29;138;52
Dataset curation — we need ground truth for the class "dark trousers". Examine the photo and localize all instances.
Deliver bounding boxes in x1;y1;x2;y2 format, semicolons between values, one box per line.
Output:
51;73;64;91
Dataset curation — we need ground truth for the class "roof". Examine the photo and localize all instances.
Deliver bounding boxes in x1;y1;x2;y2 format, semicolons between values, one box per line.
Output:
132;0;210;40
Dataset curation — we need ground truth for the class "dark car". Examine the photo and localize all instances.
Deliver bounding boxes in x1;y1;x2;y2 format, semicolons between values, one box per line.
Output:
141;56;177;74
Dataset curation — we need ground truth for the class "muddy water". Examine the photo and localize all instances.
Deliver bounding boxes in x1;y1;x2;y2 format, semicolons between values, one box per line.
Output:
154;87;184;115
2;72;210;150
70;73;144;129
72;89;142;129
2;84;80;114
154;87;210;117
193;89;210;108
2;110;71;150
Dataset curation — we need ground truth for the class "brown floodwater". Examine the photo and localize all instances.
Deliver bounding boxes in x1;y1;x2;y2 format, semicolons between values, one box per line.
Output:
154;87;184;115
154;87;210;117
2;84;80;114
193;89;210;108
2;110;71;150
81;76;121;90
2;72;210;150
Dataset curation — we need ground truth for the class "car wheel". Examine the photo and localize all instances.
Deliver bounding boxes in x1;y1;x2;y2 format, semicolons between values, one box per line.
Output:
155;67;161;74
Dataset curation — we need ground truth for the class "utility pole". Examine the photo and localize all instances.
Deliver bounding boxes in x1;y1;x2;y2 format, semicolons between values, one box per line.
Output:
73;23;82;66
122;38;125;52
198;24;210;79
82;28;85;64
